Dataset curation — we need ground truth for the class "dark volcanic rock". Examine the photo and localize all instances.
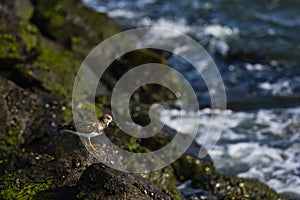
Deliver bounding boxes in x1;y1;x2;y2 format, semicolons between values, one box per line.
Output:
0;77;44;152
77;163;175;200
193;173;287;200
0;147;96;199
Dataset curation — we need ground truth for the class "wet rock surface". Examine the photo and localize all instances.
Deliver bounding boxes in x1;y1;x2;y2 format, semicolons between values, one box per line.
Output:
77;163;175;200
0;0;289;199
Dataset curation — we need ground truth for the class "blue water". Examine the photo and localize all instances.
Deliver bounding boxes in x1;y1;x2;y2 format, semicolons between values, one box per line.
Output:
83;0;300;198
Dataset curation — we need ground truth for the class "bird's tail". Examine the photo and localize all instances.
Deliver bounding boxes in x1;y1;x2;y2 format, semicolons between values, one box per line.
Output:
57;124;76;132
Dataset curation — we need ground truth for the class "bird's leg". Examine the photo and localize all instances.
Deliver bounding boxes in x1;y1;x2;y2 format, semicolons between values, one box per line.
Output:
84;137;98;153
84;138;91;146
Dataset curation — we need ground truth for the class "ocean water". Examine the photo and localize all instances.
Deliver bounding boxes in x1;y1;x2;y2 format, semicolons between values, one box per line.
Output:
160;108;300;197
83;0;300;197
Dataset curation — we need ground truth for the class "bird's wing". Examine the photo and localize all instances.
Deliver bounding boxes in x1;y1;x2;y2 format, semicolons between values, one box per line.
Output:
75;120;97;133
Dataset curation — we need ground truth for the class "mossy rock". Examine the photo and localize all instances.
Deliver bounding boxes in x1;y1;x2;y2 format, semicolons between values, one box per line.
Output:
0;151;55;176
0;10;77;151
103;49;178;105
0;14;40;61
30;48;79;98
0;149;90;199
0;45;79;123
17;20;40;54
30;0;121;58
0;77;44;152
172;154;215;182
1;0;34;20
139;166;181;200
0;34;23;60
0;9;77;96
77;163;176;200
0;170;53;200
193;173;288;200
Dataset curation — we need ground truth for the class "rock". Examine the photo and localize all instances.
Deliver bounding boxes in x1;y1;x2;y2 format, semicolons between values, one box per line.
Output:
0;147;96;199
103;49;177;105
0;7;80;124
0;8;39;62
0;7;77;98
0;168;54;199
30;0;121;58
1;0;33;20
0;77;44;152
192;173;287;200
172;154;214;183
77;163;176;200
30;47;79;99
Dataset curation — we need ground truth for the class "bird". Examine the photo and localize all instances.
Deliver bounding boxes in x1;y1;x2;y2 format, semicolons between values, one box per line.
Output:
57;114;113;153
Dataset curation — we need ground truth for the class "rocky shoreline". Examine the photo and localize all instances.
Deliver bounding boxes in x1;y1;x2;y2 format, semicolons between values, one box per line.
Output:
0;0;288;199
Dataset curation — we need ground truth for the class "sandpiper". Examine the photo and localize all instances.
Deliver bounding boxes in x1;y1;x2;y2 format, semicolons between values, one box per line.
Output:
58;114;113;153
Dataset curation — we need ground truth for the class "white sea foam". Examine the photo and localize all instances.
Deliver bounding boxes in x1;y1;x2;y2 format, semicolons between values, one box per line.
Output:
108;9;136;18
245;63;265;71
160;107;300;196
195;24;239;56
139;18;191;34
203;24;239;39
259;79;293;96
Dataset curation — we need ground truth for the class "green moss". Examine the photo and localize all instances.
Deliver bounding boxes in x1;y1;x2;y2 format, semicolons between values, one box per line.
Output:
172;154;215;182
154;155;288;200
132;49;166;65
0;91;24;151
0;13;79;123
75;190;86;199
0;17;41;61
139;166;178;193
193;173;288;200
30;48;79;97
49;13;65;28
163;188;182;200
17;21;39;53
110;49;166;73
126;137;146;152
0;171;53;200
33;45;82;122
75;4;121;38
31;0;121;58
106;49;178;104
0;34;22;59
0;129;24;151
